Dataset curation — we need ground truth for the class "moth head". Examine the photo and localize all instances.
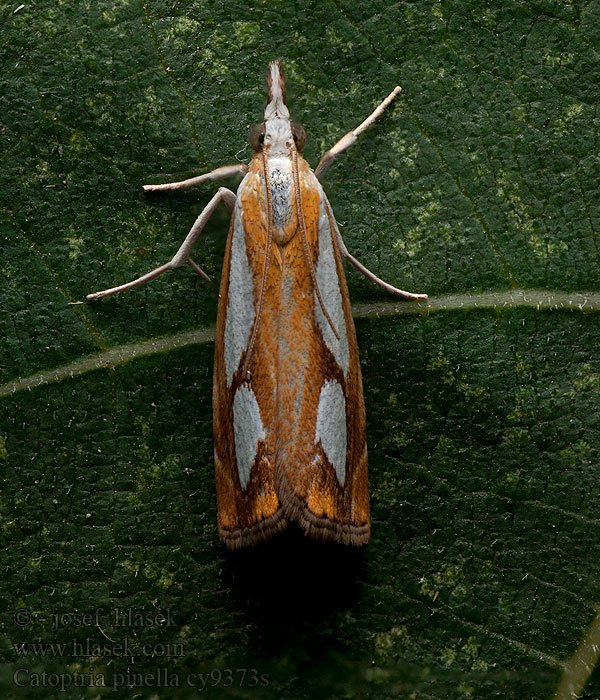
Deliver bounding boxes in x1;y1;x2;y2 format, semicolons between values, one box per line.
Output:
254;60;303;156
249;121;306;153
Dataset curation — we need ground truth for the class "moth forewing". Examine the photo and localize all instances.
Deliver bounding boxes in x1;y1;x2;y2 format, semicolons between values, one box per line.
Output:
273;174;369;545
212;173;284;548
86;60;426;548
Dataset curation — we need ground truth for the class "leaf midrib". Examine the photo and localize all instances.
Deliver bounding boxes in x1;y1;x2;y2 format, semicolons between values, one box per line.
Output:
1;289;599;399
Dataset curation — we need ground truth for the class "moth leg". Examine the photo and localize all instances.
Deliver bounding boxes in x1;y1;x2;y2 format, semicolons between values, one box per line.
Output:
314;86;402;181
143;163;248;191
326;201;428;300
87;187;237;300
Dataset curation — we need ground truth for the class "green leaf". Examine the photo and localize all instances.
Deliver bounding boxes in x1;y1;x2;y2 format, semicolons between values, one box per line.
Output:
1;1;599;699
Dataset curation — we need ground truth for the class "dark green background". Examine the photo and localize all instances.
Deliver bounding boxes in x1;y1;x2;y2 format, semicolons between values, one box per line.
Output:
1;1;599;698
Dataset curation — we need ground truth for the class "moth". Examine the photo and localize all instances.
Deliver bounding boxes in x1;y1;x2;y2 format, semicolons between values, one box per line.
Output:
88;62;426;548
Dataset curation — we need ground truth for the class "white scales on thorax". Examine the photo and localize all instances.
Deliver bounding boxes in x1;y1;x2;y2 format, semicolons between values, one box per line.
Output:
267;157;294;243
